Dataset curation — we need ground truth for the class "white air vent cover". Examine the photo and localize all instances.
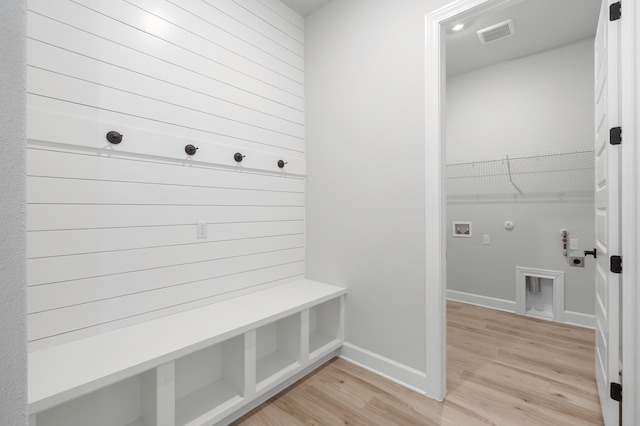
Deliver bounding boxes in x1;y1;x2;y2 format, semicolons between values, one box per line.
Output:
477;19;515;44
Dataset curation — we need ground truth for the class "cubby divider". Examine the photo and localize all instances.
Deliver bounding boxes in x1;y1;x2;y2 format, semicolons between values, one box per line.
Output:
255;313;302;392
309;296;344;360
174;335;245;426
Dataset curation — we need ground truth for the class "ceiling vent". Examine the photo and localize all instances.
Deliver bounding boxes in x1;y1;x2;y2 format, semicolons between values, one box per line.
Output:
477;19;515;44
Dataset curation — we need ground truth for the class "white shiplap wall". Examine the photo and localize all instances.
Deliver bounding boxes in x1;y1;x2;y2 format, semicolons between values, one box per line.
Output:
26;0;306;350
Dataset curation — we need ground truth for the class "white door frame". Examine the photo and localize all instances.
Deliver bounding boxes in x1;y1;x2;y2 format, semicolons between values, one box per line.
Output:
424;1;638;422
620;1;639;424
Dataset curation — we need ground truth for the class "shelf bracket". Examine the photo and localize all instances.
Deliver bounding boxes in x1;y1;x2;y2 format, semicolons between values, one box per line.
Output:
505;155;524;195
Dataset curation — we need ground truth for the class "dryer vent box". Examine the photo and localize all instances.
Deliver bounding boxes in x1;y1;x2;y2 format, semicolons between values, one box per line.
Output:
569;256;585;267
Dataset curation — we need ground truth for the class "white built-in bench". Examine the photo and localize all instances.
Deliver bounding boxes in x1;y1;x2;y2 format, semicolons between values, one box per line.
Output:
28;280;345;426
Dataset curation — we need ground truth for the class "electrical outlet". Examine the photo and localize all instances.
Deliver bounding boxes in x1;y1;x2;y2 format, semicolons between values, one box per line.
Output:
483;235;491;245
570;239;579;250
197;221;208;239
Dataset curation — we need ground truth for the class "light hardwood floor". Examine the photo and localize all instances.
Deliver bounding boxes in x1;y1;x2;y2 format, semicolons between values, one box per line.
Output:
233;301;603;425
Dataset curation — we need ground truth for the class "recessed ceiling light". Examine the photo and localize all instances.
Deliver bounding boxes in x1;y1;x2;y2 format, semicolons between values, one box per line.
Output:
452;23;465;32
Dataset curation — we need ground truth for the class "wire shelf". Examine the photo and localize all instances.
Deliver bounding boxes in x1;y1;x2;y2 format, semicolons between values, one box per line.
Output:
446;148;595;201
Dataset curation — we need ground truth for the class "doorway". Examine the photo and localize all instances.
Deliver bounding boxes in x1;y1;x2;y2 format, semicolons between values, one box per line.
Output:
443;0;599;320
424;2;639;425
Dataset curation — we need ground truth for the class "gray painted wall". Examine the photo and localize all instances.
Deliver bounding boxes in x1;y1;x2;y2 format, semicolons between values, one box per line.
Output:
448;202;595;314
446;40;596;315
305;0;449;373
0;0;27;424
447;39;594;162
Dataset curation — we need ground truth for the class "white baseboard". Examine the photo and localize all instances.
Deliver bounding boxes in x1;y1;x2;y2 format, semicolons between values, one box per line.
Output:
447;289;516;313
564;310;595;329
339;342;427;395
448;289;595;329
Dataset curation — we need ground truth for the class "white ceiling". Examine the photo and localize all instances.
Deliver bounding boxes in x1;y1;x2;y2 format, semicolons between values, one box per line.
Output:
446;0;601;77
279;0;332;17
280;0;600;76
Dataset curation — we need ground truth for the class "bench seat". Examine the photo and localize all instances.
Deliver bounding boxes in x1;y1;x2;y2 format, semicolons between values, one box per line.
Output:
29;279;345;425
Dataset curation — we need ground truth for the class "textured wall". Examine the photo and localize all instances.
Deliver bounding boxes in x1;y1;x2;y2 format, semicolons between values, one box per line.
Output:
0;0;27;424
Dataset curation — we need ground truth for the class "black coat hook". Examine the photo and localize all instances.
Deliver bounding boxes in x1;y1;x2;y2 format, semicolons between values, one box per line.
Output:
185;144;198;156
234;152;245;163
106;131;123;144
277;160;288;169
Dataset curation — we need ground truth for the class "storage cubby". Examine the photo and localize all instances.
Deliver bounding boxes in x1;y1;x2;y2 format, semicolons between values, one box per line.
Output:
255;313;301;391
32;370;156;426
29;280;345;426
309;297;343;360
174;335;245;426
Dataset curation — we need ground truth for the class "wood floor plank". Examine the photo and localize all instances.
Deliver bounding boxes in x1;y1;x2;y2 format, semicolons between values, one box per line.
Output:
233;301;603;425
326;358;484;426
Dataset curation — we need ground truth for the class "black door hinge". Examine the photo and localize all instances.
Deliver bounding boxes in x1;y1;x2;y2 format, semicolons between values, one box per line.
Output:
611;255;622;274
610;127;622;145
610;2;622;21
610;382;622;402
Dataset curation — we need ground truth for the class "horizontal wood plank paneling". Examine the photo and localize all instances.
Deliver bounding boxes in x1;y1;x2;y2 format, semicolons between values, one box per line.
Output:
27;12;305;121
27;177;304;206
127;0;304;75
28;235;305;286
28;220;305;258
27;0;305;348
29;0;304;111
256;0;304;31
29;262;305;342
170;0;303;67
28;248;305;313
77;0;303;88
201;0;303;57
28;40;303;138
28;204;304;231
27;148;305;193
28;67;304;152
233;0;304;43
27;108;306;172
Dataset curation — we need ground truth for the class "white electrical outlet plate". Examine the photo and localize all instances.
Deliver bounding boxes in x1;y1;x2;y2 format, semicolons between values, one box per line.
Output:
483;235;491;245
570;239;579;250
197;221;208;239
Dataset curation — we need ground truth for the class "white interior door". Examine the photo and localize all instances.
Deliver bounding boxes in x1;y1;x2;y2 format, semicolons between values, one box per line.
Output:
593;1;621;425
